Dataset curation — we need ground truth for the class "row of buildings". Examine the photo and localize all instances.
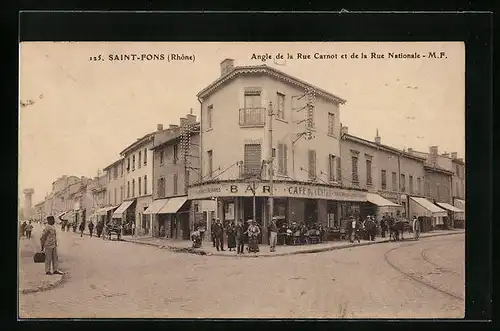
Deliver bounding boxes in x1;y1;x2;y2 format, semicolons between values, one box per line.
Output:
33;59;466;243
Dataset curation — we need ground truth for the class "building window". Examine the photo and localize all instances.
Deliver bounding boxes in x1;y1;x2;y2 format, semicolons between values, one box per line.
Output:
276;92;285;120
207;105;213;129
144;148;147;165
417;177;421;195
328;154;336;182
351;156;359;184
400;174;406;192
173;144;179;164
173;173;178;195
113;166;118;179
144;175;147;195
127;181;130;198
120;163;123;177
328;112;335;136
278;143;288;175
207;150;213;178
244;90;262;108
381;170;387;190
336;157;342;184
366;159;372;186
132;155;135;171
160;149;164;165
114;188;117;205
127;157;131;172
108;171;111;181
132;179;135;197
409;175;414;194
456;165;460;177
120;186;123;202
308;149;317;180
244;144;262;177
138;151;142;168
392;172;397;191
138;177;142;196
157;177;165;198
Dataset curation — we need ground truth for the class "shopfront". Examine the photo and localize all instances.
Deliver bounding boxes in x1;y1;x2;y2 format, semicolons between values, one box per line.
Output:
188;180;367;243
363;192;403;221
143;196;191;239
113;200;136;233
409;196;447;231
436;202;465;229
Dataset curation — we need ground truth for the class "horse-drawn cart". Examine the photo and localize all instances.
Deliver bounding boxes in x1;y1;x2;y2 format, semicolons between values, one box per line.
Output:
103;222;122;240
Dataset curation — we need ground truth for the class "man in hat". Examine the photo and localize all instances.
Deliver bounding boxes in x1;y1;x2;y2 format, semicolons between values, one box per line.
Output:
364;216;376;241
268;216;279;252
213;218;225;251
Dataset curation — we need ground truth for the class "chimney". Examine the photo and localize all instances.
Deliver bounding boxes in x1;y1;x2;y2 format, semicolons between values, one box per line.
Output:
169;124;179;129
442;152;449;158
407;148;413;154
179;117;187;128
157;124;164;131
340;125;348;135
186;114;197;123
429;146;438;155
451;152;457;159
429;146;438;166
374;129;381;144
220;58;235;76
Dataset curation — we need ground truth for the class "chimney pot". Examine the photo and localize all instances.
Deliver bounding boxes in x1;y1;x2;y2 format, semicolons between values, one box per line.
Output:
220;58;235;76
407;148;413;154
157;124;163;131
169;124;179;129
451;152;458;159
429;146;438;155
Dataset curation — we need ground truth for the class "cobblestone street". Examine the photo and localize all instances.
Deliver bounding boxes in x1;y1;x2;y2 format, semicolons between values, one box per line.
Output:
19;226;464;319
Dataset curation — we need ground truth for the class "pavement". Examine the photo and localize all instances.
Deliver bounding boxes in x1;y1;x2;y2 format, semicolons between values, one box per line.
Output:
19;229;465;318
119;228;465;257
19;224;66;295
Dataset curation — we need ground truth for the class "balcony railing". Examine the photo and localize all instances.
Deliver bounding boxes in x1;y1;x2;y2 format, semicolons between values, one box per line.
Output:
239;107;266;127
239;164;262;179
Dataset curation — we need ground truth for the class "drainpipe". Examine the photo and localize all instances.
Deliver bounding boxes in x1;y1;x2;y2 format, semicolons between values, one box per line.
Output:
197;96;210;240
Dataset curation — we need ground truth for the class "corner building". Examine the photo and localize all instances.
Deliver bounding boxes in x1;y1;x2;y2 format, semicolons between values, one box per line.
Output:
189;59;366;243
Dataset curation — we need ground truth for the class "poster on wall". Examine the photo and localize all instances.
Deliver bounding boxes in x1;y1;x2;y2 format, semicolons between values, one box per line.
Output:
225;202;235;220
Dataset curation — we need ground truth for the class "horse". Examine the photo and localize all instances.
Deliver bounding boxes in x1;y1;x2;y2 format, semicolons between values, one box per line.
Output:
389;220;407;241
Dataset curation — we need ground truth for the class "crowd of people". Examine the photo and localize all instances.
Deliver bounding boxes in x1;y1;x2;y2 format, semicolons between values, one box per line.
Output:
190;213;422;253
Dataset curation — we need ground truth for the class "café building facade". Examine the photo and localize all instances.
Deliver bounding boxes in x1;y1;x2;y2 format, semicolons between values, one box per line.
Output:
189;59;368;242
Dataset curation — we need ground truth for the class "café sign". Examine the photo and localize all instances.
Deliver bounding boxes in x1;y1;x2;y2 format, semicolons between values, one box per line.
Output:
189;182;366;202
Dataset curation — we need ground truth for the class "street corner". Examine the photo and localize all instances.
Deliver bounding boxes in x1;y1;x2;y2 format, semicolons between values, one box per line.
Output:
20;271;68;295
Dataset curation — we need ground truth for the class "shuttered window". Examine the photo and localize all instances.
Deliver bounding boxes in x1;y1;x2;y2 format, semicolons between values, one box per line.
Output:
328;154;335;182
417;177;421;195
351;156;359;183
392;172;397;191
173;173;178;195
366;159;372;185
409;175;413;194
244;144;262;177
207;150;213;177
157;177;165;198
308;149;316;180
138;177;142;196
381;170;387;190
278;143;288;175
207;105;213;129
336;157;342;183
328;113;335;136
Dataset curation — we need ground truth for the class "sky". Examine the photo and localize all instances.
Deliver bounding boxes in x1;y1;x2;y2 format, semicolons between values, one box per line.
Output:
19;42;465;206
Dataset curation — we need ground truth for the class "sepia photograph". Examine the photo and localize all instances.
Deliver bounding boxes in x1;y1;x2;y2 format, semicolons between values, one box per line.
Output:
18;41;466;319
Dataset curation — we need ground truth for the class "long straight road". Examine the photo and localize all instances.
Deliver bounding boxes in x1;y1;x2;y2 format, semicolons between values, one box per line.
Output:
19;226;464;318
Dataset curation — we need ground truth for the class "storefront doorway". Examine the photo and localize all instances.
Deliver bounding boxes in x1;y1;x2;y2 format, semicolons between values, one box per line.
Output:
304;199;318;225
242;197;264;224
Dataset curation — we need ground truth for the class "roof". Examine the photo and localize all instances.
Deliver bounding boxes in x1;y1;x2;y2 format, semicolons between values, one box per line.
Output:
197;64;346;104
120;132;156;156
424;164;454;176
342;133;427;162
103;158;124;171
151;134;181;150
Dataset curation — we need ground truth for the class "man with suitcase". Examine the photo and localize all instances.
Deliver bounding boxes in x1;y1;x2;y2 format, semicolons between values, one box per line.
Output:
40;216;63;275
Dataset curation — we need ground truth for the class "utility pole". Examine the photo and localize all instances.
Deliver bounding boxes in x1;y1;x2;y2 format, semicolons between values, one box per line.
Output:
266;101;274;245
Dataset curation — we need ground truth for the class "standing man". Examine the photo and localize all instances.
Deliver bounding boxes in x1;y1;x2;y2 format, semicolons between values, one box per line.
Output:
268;216;279;252
365;216;375;241
380;214;387;238
412;215;420;240
79;219;86;237
40;216;63;275
25;220;34;239
88;220;95;237
236;219;245;254
213;219;225;251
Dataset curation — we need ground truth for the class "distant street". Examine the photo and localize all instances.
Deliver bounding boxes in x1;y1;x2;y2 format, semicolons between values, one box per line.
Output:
19;227;464;318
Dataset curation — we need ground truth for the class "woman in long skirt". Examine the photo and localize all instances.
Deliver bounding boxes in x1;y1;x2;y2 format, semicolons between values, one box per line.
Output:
226;222;237;251
245;220;261;253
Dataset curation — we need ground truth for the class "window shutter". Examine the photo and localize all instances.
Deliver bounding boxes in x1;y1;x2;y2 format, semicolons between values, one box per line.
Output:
283;144;288;175
336;157;342;183
308;150;316;179
277;143;283;174
244;144;262;176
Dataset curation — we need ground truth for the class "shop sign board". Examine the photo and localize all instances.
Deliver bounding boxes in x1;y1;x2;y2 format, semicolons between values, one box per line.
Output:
189;182;367;202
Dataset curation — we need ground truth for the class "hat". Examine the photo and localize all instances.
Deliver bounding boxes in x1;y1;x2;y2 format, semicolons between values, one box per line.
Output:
272;216;277;220
247;219;253;223
349;216;354;219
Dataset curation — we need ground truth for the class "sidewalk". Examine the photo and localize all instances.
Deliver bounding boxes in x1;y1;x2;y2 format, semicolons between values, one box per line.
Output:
120;228;465;258
18;233;65;294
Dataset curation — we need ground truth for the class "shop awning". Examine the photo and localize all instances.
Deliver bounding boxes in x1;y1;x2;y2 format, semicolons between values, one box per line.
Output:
158;197;188;214
96;206;118;215
366;193;401;207
410;197;447;217
144;199;169;214
436;202;464;213
112;200;135;218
